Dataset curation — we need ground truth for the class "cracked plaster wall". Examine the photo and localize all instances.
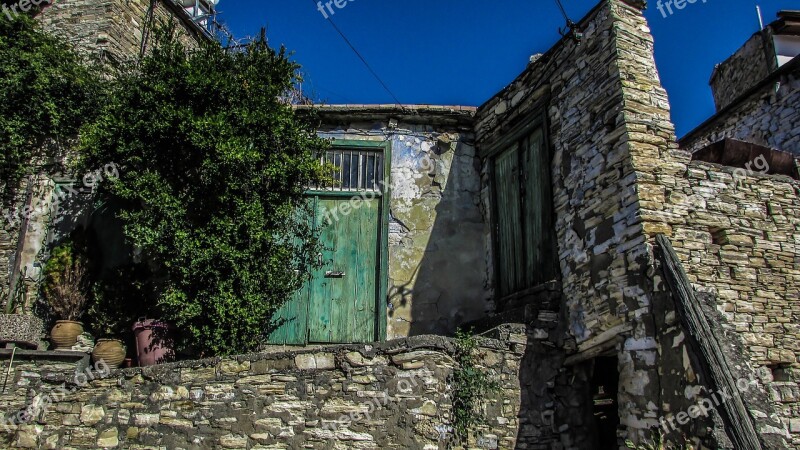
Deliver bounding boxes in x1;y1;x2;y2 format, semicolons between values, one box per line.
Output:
317;120;489;340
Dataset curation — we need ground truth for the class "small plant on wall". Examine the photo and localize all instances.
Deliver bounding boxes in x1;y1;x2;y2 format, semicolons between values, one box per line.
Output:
448;329;501;448
626;430;696;450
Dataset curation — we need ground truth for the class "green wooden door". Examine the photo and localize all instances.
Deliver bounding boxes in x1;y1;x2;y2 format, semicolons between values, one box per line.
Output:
307;196;379;343
495;143;524;297
269;144;386;345
493;125;557;299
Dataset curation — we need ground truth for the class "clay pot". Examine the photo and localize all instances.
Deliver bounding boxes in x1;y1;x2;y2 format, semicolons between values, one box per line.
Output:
132;319;175;366
92;339;126;368
50;320;84;350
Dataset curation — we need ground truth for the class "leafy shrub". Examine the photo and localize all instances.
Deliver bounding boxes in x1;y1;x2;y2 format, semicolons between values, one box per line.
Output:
80;23;328;356
626;430;696;450
87;263;157;338
0;12;100;203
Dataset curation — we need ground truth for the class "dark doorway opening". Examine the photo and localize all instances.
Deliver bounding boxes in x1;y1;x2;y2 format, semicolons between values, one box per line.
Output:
591;356;620;449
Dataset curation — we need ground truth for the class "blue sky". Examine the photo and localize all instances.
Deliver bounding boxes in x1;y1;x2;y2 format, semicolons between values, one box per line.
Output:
215;0;796;137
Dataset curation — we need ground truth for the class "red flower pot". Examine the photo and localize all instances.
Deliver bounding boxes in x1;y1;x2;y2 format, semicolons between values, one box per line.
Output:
132;319;175;366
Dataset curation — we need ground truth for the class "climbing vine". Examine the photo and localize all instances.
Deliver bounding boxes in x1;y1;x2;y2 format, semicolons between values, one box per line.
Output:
449;329;501;447
0;12;101;204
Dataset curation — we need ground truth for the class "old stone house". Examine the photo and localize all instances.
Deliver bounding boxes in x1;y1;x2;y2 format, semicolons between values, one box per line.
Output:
1;0;800;449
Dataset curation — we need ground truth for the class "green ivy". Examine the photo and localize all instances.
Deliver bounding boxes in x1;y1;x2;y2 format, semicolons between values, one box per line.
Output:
449;329;501;447
0;12;100;203
79;23;329;356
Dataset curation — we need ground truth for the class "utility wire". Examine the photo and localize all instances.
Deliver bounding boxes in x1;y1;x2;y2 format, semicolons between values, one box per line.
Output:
310;0;406;110
554;0;570;22
553;0;583;43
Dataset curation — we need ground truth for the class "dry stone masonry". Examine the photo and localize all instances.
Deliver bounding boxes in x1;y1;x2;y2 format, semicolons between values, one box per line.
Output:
0;332;525;449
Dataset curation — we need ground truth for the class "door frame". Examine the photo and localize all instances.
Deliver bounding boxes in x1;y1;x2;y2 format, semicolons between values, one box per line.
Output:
305;139;391;342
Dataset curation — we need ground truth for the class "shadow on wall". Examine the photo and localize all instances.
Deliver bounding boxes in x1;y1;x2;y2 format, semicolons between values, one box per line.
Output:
386;133;488;337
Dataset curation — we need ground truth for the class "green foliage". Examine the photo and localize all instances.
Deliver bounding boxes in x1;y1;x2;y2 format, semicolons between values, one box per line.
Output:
449;329;501;447
80;23;328;356
2;268;27;315
626;430;696;450
0;12;100;203
87;263;157;338
43;239;89;322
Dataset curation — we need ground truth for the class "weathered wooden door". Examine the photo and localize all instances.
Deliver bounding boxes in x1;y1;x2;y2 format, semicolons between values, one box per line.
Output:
493;126;557;298
306;196;379;343
268;146;386;345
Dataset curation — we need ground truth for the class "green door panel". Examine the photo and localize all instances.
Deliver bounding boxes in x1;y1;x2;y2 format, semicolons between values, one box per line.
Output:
267;198;316;345
521;129;557;287
307;196;380;344
495;143;524;297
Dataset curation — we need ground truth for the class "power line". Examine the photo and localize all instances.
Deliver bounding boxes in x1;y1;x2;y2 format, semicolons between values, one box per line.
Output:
554;0;570;22
554;0;583;44
310;0;406;110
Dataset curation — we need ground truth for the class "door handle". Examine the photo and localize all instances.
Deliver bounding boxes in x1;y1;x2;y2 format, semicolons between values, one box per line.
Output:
325;271;346;278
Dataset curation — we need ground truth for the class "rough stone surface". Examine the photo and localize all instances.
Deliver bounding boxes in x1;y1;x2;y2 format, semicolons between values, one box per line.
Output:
478;0;797;448
709;30;776;112
36;0;207;64
682;66;800;155
0;333;524;449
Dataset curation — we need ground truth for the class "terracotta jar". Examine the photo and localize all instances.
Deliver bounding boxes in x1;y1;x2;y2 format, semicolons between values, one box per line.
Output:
92;339;126;368
50;320;84;350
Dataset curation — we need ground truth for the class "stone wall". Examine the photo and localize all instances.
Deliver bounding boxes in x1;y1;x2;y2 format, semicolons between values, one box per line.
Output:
476;4;670;444
0;331;525;449
610;1;794;446
709;31;776;112
474;0;797;447
315;106;490;339
681;61;800;156
36;0;206;64
638;147;800;446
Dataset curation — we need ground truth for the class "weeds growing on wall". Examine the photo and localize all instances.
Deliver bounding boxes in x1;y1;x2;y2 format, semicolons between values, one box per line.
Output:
626;430;696;450
449;329;501;447
80;22;329;356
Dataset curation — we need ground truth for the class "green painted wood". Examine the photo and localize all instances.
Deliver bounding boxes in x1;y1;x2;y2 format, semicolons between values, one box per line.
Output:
521;128;557;287
354;199;380;342
327;197;352;343
267;198;315;345
270;138;389;345
493;125;557;299
307;196;379;343
494;143;524;297
308;198;337;342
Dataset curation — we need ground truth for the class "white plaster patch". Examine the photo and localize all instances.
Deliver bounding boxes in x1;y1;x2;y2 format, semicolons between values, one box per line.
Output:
634;350;657;366
623;337;657;352
620;370;649;396
683;385;704;400
672;332;685;349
